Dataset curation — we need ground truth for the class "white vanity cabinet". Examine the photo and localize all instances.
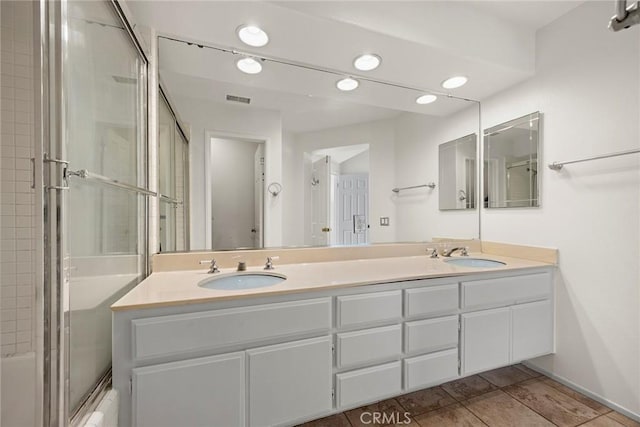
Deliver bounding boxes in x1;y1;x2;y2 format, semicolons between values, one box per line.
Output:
461;272;553;375
113;267;554;427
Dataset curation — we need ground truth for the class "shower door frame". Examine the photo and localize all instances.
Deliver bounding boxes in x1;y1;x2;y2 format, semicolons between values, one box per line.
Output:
41;0;150;425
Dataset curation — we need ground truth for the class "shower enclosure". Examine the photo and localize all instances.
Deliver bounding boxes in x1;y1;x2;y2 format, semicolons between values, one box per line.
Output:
41;0;150;424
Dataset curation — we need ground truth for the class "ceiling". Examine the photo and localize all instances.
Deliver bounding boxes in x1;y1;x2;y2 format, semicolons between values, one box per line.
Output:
129;1;584;133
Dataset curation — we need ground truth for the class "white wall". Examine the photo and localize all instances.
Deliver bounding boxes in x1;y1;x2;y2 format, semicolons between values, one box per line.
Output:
283;119;397;246
341;150;369;175
394;110;479;242
172;96;282;249
478;2;639;416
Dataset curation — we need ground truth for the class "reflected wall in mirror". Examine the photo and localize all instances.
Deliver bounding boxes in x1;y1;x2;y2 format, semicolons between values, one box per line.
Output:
484;112;541;208
439;134;477;210
157;37;480;251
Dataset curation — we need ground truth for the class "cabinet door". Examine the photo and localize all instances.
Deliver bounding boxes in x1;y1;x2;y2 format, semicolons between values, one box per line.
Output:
512;300;553;361
248;336;332;427
462;308;510;375
132;352;245;427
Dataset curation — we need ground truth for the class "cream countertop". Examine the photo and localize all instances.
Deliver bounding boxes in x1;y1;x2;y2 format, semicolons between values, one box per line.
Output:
111;253;554;311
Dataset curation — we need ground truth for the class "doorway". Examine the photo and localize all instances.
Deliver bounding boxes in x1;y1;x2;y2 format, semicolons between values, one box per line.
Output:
209;136;265;249
305;144;370;246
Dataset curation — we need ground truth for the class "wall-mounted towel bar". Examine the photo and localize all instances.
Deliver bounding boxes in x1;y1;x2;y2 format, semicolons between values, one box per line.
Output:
548;148;640;170
159;194;183;205
392;183;436;193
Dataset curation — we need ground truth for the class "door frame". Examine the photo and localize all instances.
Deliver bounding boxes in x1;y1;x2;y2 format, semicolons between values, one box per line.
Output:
204;130;269;250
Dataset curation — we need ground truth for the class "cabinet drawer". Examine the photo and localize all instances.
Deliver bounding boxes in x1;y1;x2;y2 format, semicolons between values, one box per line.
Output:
132;298;331;360
336;361;402;409
337;325;402;368
404;348;459;390
337;291;402;328
404;283;458;318
405;315;459;355
462;272;551;310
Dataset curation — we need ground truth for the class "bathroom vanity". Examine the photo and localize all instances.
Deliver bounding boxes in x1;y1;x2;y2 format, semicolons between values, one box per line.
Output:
112;254;554;427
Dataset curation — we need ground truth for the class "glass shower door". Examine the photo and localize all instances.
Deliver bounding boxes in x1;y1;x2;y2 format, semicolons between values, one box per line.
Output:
62;0;148;417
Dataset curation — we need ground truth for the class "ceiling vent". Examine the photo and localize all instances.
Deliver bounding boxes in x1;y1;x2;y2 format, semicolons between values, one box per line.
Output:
226;94;251;104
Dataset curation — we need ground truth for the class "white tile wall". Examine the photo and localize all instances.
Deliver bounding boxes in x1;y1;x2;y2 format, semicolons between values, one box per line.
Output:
0;0;36;356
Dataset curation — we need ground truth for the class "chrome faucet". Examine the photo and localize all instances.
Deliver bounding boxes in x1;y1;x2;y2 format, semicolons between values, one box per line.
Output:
442;247;469;257
199;259;220;274
264;256;280;270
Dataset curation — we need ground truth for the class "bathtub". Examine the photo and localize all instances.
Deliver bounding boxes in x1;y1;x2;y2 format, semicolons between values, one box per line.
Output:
1;351;36;427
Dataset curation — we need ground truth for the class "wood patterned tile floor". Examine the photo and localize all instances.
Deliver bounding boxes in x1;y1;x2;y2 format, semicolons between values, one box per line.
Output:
299;365;640;427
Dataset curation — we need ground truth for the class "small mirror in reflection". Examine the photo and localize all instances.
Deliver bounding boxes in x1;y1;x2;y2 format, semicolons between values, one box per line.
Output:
484;112;541;208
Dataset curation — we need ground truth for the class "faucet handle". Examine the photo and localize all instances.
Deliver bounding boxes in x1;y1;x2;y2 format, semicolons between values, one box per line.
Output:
199;259;220;274
264;256;280;270
426;248;439;258
461;247;469;256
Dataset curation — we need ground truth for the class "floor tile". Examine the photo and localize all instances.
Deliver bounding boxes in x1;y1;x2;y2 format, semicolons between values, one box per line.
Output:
346;398;413;427
413;402;486;427
464;390;554;427
396;386;457;416
541;378;611;415
607;412;640;427
297;413;351;427
581;415;627;427
503;379;601;426
479;365;535;387
514;363;543;378
441;375;498;401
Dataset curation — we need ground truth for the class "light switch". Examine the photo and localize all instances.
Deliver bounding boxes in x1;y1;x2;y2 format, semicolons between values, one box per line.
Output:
380;217;390;226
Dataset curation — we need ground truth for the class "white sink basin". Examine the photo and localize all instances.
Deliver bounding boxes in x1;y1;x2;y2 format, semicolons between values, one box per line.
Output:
444;258;506;268
199;272;287;290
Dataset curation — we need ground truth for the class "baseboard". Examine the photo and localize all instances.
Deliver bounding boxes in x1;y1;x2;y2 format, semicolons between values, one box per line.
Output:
522;361;640;423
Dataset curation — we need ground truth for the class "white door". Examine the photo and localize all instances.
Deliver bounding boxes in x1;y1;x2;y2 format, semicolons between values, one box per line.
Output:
132;352;245;427
253;144;265;248
311;156;331;246
248;336;333;426
462;307;511;375
337;174;369;245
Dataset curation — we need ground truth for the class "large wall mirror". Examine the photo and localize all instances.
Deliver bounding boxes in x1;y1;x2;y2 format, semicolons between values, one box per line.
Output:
484;112;541;208
158;37;480;251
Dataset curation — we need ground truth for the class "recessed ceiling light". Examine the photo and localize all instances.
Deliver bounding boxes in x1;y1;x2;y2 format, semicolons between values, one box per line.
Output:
353;54;381;71
236;57;262;74
416;94;437;105
237;25;269;47
441;75;468;89
336;77;359;91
